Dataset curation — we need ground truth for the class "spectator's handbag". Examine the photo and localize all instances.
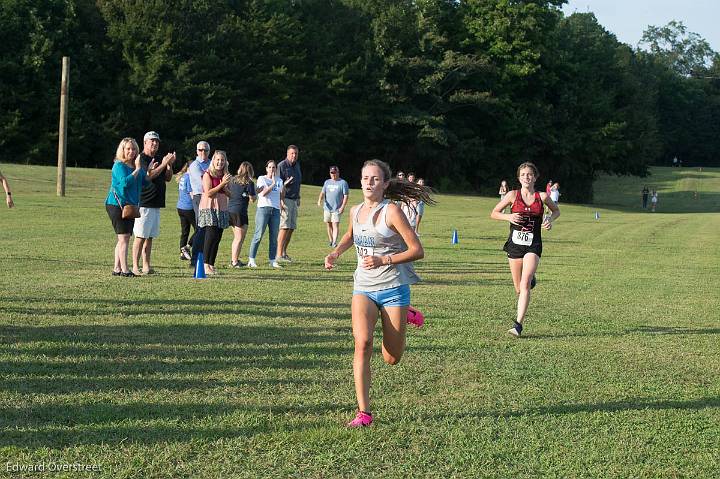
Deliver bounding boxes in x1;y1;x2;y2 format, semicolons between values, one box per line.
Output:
113;190;141;219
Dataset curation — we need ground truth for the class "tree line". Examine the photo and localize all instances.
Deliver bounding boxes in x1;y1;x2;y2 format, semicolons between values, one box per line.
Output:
2;0;718;201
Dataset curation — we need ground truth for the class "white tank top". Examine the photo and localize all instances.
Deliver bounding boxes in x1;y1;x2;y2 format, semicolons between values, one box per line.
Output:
352;200;420;292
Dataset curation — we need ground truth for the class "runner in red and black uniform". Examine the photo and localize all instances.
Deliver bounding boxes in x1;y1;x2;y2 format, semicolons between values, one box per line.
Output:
491;162;560;338
504;189;544;259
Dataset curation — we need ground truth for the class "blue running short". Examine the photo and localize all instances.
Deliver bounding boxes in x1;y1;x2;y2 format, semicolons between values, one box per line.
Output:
353;284;410;308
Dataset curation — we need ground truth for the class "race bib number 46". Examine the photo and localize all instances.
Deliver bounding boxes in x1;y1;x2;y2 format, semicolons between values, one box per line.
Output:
511;230;533;246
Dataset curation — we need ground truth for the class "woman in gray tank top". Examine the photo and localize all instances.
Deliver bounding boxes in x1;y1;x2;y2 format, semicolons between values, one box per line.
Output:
325;159;434;428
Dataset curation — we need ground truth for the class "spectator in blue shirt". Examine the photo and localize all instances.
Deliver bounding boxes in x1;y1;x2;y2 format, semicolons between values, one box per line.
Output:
188;141;211;267
317;165;349;247
175;160;196;260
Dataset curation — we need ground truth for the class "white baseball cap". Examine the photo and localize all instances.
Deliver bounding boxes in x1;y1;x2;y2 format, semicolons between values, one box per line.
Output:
144;131;160;141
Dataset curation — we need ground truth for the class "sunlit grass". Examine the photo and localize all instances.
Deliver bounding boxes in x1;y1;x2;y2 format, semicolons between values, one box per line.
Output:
0;163;718;478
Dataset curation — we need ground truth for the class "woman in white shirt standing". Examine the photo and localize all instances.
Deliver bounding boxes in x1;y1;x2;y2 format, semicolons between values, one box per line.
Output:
247;160;285;268
550;182;560;204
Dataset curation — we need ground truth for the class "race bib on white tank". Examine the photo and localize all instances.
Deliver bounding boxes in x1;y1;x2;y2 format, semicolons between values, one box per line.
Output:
356;245;375;264
511;230;533;246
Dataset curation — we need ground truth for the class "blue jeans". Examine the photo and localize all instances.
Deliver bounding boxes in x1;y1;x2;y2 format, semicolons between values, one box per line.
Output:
248;206;280;261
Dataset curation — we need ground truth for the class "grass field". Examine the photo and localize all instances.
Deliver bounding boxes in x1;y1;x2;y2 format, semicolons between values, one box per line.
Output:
0;163;718;478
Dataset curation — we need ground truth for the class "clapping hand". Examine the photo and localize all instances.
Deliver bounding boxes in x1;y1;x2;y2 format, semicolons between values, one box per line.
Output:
163;152;177;168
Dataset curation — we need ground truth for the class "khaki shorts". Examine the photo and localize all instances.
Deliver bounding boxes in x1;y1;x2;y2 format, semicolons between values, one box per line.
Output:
323;210;341;223
280;198;298;229
133;207;160;238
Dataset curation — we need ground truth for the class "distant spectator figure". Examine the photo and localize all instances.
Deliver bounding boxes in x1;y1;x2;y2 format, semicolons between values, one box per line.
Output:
105;137;148;277
550;182;560;204
642;186;649;209
0;169;14;208
132;131;177;275
415;178;426;234
396;171;405;180
546;180;553;196
248;160;285;268
400;199;419;232
499;179;509;214
407;172;416;183
499;180;509;199
189;141;212;268
175;160;196;261
672;156;678;167
227;161;257;267
198;150;231;275
317;165;349;247
277;145;301;263
651;190;658;212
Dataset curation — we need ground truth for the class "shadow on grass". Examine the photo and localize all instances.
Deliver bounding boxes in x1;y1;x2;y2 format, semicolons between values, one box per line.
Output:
437;396;720;422
1;401;354;448
423;278;509;287
630;326;720;335
0;323;342;346
0;323;354;447
0;296;347;320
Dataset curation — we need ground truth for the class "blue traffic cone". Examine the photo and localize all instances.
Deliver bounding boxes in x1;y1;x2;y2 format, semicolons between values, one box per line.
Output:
594;211;600;220
451;229;459;244
194;252;206;279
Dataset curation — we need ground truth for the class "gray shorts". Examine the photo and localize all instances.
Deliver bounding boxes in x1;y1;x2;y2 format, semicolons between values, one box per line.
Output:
133;207;160;238
280;198;298;229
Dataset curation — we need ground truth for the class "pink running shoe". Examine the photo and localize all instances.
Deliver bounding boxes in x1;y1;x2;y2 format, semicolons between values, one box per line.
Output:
406;306;425;328
347;411;373;428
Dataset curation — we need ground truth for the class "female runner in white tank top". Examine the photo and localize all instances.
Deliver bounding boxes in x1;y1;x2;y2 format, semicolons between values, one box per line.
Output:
325;159;434;428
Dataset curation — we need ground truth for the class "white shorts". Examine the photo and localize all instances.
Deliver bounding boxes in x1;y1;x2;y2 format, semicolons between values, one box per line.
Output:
133;207;160;238
323;210;341;223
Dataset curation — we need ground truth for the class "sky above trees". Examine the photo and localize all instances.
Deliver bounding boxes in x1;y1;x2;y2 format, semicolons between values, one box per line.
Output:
562;0;719;51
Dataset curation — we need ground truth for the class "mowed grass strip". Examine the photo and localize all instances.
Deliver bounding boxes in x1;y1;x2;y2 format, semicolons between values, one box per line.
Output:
0;163;718;478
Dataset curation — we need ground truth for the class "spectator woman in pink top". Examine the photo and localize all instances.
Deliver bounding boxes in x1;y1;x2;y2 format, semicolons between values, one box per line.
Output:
197;150;232;275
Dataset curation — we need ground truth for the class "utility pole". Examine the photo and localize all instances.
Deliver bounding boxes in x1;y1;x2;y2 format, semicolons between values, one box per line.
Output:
57;56;69;197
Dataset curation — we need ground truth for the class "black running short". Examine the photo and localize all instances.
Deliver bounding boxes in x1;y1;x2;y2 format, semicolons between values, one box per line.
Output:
106;204;135;235
503;239;542;259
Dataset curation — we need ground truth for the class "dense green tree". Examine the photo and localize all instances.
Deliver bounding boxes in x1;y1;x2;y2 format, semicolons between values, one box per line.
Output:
638;22;720;166
546;13;659;200
3;1;718;192
1;1;78;163
639;20;716;77
460;0;566;190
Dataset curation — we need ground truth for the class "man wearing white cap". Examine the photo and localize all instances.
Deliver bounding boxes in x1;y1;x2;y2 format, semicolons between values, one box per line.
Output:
188;140;211;268
132;131;177;275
